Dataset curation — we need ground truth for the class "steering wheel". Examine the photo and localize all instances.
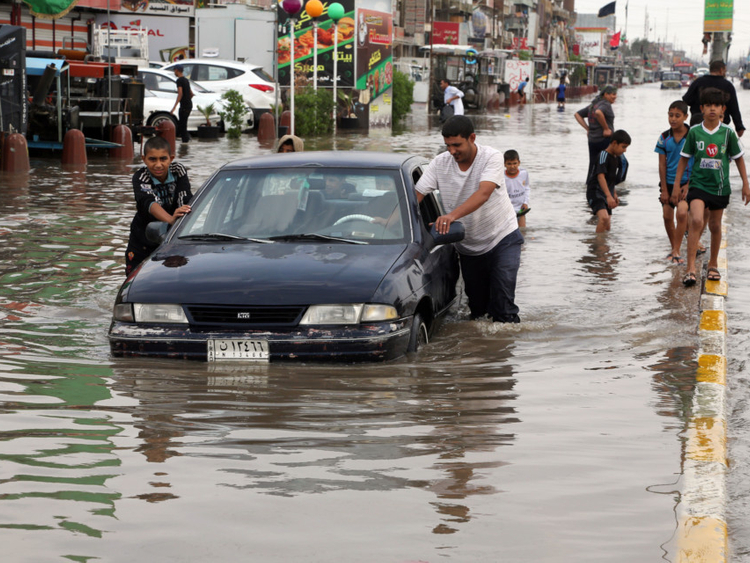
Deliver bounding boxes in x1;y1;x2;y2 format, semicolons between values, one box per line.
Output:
333;214;374;226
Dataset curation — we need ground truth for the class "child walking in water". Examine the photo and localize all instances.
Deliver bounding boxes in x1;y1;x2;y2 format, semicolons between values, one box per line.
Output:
672;87;750;287
655;100;692;264
587;130;630;233
504;150;530;227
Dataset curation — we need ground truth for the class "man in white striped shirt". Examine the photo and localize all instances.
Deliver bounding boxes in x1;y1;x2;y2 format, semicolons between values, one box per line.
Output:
416;116;523;323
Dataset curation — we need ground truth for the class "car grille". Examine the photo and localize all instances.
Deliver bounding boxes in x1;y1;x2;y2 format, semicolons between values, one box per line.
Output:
187;305;305;326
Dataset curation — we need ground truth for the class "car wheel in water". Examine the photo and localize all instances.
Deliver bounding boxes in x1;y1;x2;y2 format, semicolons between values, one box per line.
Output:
148;113;178;129
407;312;429;353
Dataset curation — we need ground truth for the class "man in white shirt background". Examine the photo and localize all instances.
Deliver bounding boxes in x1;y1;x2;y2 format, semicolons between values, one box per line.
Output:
440;78;465;117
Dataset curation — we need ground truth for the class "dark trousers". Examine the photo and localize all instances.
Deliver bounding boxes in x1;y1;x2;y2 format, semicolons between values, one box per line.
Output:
459;228;524;323
587;138;610;183
177;104;192;142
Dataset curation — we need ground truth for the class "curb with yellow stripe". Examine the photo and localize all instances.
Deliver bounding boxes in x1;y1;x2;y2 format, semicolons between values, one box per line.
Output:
676;224;729;562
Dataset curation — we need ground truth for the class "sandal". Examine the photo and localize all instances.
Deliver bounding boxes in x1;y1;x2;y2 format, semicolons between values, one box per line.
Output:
683;272;697;287
671;255;685;265
707;267;721;281
697;246;707;256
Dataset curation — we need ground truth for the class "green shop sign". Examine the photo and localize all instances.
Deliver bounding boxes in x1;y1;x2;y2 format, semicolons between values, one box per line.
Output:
704;0;733;33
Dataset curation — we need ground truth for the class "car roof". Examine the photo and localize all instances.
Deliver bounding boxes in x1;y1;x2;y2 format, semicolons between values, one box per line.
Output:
163;58;261;70
221;151;426;170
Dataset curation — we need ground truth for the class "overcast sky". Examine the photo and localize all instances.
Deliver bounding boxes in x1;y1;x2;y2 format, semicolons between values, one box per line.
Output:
572;0;750;62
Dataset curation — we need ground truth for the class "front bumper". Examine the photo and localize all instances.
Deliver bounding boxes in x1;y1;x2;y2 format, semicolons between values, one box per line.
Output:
108;319;412;362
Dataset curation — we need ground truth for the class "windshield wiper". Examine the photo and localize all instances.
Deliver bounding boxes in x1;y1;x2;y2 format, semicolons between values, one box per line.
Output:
268;233;367;245
178;233;273;243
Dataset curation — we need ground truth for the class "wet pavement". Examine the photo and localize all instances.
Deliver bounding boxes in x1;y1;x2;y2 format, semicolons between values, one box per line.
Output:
2;82;750;561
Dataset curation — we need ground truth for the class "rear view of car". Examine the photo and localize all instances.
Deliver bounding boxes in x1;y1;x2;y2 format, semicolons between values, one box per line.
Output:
161;59;277;126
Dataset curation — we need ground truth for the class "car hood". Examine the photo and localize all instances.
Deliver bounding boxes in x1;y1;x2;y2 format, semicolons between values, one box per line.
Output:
123;242;408;305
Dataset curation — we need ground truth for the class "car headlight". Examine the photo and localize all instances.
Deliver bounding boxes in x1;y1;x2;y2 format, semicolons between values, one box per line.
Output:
133;303;188;324
299;304;398;325
361;304;398;322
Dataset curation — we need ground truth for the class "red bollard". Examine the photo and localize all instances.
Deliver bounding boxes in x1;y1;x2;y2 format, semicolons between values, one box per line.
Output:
62;129;87;167
257;112;275;143
280;110;291;129
1;132;30;173
110;124;134;160
155;119;176;157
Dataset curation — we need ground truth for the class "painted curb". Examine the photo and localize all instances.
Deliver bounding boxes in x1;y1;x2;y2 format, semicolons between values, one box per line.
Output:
675;223;728;563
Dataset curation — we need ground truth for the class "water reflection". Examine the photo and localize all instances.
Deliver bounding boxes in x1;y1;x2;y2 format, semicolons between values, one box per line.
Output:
578;233;621;284
102;339;518;535
0;359;121;540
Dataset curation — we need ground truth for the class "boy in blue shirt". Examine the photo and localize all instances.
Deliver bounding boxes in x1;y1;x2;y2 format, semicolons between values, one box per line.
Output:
655;100;692;264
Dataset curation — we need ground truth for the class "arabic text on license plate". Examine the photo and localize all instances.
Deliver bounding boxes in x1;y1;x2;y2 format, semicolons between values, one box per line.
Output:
208;339;269;361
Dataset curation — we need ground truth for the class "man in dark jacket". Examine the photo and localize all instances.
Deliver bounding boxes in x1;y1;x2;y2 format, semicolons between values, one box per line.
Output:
683;59;745;136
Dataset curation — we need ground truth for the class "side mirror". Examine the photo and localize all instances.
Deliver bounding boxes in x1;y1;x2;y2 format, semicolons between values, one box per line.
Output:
145;221;169;245
429;221;465;247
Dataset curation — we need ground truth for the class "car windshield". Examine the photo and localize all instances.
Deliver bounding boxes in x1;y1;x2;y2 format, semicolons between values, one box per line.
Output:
177;167;410;244
662;72;681;80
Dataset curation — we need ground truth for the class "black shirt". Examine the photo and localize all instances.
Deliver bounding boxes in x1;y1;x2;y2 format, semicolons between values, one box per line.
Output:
175;76;193;109
682;74;744;131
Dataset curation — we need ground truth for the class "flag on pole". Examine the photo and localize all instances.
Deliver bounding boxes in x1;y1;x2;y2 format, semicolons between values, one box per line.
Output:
598;1;616;17
610;31;621;50
22;0;81;19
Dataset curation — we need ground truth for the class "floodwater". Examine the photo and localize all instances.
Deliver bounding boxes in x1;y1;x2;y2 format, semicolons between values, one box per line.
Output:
2;83;750;562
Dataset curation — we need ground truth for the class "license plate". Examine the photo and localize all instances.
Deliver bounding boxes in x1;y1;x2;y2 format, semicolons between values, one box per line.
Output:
207;339;269;361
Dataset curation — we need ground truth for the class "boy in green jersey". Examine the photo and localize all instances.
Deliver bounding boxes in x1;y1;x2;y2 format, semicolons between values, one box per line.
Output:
672;87;750;286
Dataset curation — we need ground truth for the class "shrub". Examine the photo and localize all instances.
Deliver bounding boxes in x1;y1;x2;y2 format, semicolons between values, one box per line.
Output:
293;86;335;137
392;70;414;123
218;89;246;139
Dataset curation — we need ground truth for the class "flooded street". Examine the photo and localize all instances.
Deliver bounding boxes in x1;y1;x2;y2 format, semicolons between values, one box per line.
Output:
3;82;750;561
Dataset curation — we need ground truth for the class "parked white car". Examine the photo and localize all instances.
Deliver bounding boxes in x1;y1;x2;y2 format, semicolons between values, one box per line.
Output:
137;68;254;130
161;59;277;126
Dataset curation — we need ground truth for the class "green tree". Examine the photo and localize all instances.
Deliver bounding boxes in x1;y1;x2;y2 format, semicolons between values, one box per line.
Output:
392;70;414;123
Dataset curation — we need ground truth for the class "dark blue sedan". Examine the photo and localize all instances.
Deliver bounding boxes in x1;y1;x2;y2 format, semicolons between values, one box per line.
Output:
109;151;464;362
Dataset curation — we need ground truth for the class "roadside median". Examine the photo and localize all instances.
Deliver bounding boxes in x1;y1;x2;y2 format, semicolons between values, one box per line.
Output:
675;222;729;563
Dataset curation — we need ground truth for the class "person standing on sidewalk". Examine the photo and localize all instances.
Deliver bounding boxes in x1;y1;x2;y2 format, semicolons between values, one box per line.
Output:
415;115;523;323
171;65;193;144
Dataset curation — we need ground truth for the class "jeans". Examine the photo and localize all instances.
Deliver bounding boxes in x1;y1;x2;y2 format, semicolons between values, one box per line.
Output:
459;228;524;323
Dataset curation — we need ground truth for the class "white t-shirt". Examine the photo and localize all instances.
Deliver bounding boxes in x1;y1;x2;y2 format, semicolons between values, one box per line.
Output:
505;169;530;211
444;85;465;116
416;144;517;255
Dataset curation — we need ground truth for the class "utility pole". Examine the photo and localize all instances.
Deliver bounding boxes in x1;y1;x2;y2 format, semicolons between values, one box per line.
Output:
710;32;731;63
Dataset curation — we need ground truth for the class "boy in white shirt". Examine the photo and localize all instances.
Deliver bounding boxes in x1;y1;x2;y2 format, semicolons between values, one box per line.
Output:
504;150;530;227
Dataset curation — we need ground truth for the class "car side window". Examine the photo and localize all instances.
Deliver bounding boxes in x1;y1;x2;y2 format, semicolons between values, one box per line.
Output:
155;76;177;93
412;166;441;230
179;64;194;79
206;66;230;81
